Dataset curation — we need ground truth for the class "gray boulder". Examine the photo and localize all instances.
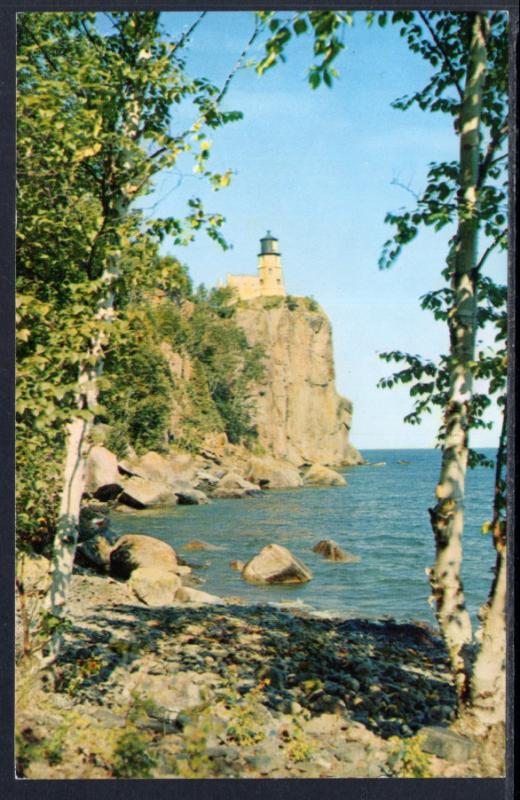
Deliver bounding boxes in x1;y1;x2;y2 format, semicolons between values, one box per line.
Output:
242;544;312;585
418;726;476;762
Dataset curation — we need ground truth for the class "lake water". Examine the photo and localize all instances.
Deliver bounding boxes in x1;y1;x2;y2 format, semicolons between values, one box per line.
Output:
111;449;498;626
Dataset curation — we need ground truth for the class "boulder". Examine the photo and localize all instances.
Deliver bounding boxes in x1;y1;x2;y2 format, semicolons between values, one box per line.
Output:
218;471;259;492
303;464;347;487
118;476;179;509
129;567;182;607
242;544;312;585
175;586;224;605
245;456;303;489
76;531;118;571
312;539;359;563
213;487;247;500
110;534;178;579
418;726;476;762
84;446;123;499
195;470;220;488
175;488;209;505
230;560;245;572
119;450;196;485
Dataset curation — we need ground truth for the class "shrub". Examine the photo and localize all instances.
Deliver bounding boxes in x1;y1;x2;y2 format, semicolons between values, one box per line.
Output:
387;734;433;778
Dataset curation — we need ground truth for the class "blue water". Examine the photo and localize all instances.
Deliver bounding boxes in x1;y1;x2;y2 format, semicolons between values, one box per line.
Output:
111;449;498;626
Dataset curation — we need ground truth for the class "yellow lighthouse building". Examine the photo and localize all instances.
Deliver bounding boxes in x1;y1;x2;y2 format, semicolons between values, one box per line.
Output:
226;232;286;301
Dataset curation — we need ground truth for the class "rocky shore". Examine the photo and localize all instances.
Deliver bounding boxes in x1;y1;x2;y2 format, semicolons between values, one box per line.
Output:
16;439;504;779
16;567;504;779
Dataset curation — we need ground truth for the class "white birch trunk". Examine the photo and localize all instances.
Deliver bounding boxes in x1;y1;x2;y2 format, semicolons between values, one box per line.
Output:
427;13;488;704
43;274;117;663
469;411;507;725
470;545;507;725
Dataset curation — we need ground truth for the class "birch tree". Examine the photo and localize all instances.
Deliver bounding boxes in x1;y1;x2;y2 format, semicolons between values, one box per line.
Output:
16;10;253;660
255;9;509;726
376;11;508;727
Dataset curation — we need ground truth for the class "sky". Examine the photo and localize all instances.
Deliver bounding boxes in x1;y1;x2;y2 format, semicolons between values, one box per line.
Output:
141;11;507;451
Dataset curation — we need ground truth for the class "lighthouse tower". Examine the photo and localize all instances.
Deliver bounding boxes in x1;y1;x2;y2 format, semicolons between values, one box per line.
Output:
226;231;287;300
257;231;286;297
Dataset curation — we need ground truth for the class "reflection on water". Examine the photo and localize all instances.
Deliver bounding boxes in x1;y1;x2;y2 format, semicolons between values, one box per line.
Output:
111;449;497;624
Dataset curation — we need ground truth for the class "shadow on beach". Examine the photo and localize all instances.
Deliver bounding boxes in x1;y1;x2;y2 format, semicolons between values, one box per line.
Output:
56;598;456;739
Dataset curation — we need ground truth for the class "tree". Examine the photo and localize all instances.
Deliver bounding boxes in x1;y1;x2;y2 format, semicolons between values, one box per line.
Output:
16;10;251;660
376;11;508;728
255;9;509;727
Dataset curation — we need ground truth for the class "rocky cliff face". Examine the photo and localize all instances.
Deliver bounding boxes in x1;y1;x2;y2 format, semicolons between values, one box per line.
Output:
235;298;362;467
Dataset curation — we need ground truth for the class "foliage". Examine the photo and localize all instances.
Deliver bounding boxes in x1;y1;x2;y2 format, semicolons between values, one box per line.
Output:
99;305;174;454
256;10;352;88
261;295;284;309
16;725;67;775
111;730;158;778
16;11;246;556
54;653;107;695
223;678;269;746
152;288;266;446
304;296;319;312
280;711;314;763
387;734;432;778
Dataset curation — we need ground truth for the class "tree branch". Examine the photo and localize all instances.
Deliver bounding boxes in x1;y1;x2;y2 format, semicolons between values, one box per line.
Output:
474;237;503;275
418;11;465;101
216;18;264;104
478;124;509;187
173;11;207;52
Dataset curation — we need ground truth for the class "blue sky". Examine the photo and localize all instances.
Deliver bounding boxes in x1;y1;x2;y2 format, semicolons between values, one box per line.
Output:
144;11;507;451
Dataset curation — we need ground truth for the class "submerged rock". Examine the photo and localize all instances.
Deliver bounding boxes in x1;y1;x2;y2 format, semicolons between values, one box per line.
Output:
242;544;312;585
312;539;359;563
183;540;223;552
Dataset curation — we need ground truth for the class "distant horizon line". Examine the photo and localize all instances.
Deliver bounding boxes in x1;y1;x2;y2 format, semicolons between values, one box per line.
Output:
355;446;498;451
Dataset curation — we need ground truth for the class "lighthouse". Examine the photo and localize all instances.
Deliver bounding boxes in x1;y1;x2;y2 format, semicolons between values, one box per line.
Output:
257;231;286;297
226;231;287;301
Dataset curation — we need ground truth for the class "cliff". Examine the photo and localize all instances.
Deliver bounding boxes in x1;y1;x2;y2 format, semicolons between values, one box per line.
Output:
235;297;363;467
